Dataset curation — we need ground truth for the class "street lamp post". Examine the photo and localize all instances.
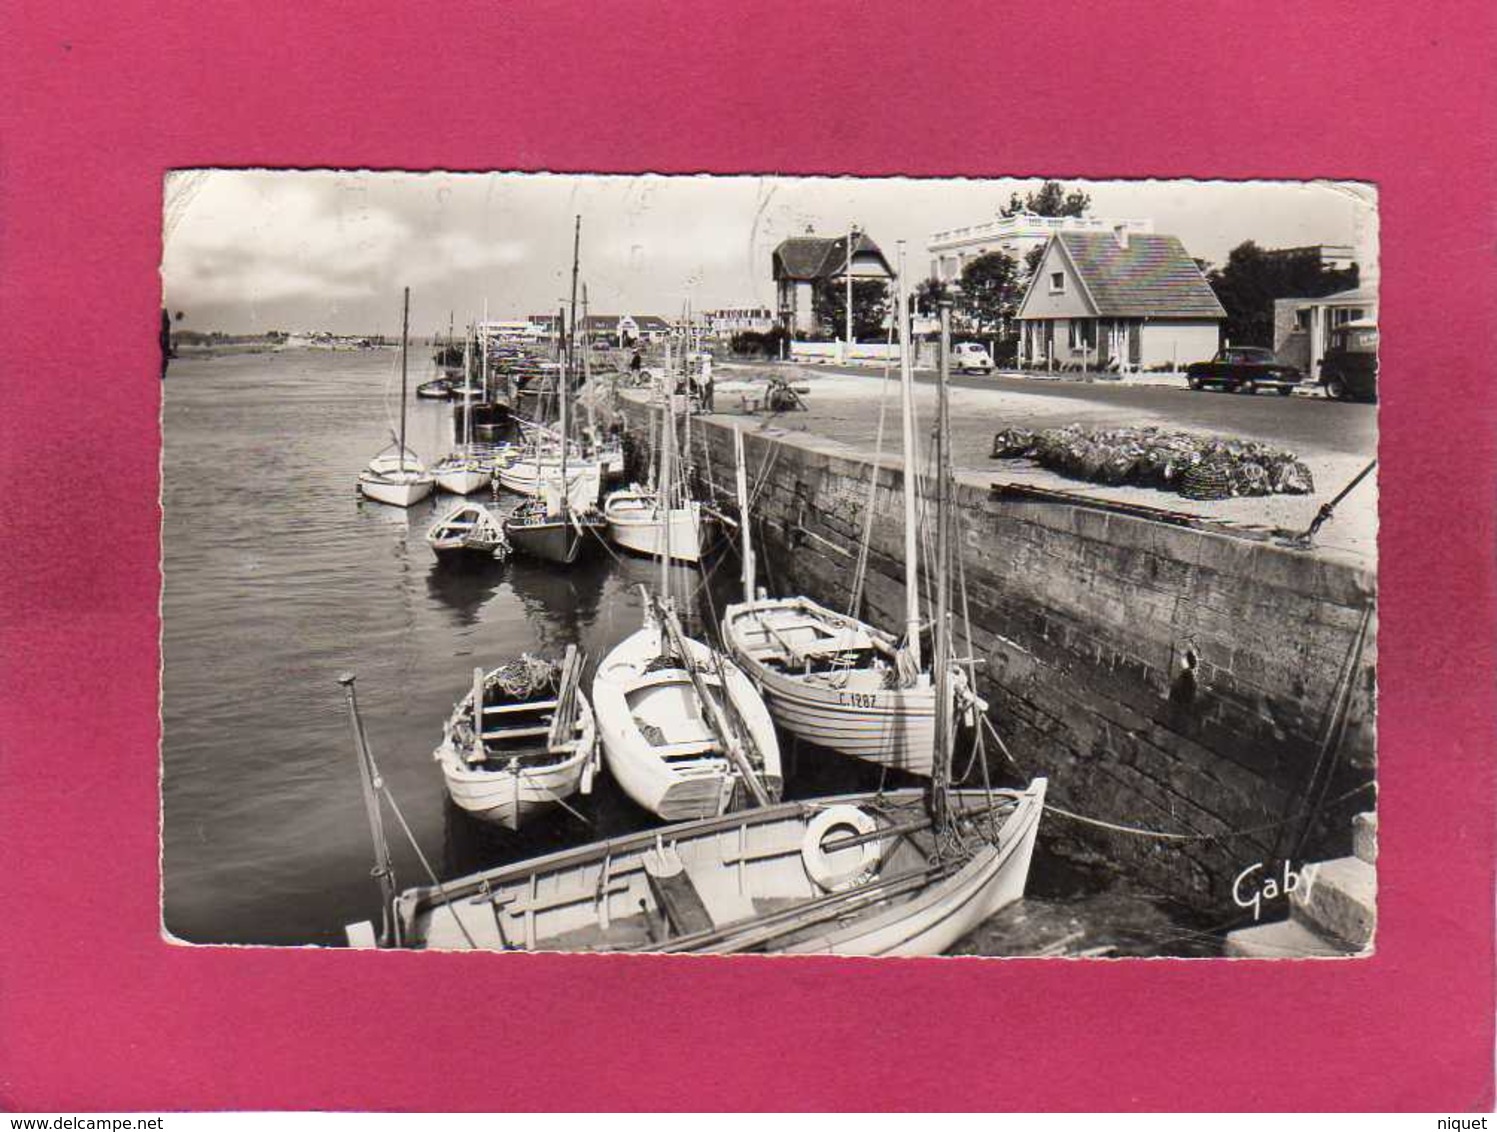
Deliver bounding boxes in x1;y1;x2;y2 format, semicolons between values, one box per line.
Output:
845;224;856;358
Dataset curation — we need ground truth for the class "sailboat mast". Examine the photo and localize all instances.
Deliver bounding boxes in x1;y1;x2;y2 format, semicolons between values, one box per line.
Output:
896;243;921;669
562;216;580;503
659;335;674;599
481;298;490;408
734;425;755;601
931;300;954;828
399;287;410;476
461;327;472;450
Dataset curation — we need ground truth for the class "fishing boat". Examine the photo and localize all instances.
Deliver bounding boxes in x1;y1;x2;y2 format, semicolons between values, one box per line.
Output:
357;288;436;508
341;299;1047;954
425;499;508;560
603;491;710;563
417;377;455;400
502;217;606;565
433;334;492;495
354;781;1045;953
721;251;951;776
433;647;600;830
603;338;714;562
497;453;602;502
593;593;783;821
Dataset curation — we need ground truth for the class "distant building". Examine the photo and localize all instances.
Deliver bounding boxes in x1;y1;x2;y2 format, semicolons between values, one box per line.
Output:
772;230;893;337
1272;284;1378;374
1016;230;1225;371
1260;244;1357;272
528;313;673;345
928;211;1154;285
706;306;774;338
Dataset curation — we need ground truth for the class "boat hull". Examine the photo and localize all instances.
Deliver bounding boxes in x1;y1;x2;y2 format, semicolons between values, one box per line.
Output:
592;623;783;822
378;781;1047;954
604;493;710;563
435;467;492;495
359;472;436;508
436;692;598;830
722;598;936;776
498;459;601;504
503;509;607;565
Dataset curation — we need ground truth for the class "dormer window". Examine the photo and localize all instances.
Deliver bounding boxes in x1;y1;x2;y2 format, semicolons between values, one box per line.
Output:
1049;271;1065;294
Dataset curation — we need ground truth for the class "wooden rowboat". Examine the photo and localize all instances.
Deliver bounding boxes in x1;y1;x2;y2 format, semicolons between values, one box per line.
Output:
434;647;599;830
348;781;1046;954
425;500;508;560
592;604;783;821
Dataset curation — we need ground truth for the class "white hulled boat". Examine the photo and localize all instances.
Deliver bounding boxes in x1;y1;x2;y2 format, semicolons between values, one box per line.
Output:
433;648;599;830
358;289;436;508
425;499;508;560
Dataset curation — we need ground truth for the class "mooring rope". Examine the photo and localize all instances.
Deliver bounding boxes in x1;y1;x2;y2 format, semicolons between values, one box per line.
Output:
979;713;1373;845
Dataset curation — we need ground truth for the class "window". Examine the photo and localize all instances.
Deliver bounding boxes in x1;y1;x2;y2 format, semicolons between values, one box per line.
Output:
1049;272;1066;294
1068;320;1095;350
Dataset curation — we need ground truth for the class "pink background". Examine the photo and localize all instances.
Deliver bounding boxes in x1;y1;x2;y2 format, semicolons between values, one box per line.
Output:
2;0;1493;1112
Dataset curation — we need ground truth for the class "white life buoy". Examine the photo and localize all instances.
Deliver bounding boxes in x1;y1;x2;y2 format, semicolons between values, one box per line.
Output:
802;805;882;892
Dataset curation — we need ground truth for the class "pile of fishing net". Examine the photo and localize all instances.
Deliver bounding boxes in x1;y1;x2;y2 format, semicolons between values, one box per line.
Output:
990;425;1315;500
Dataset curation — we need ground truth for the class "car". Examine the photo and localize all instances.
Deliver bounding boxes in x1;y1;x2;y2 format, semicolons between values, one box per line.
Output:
1318;320;1378;402
953;342;995;374
1186;347;1303;395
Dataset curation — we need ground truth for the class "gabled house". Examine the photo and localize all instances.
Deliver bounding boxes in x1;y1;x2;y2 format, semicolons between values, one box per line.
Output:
772;230;894;337
1016;230;1225;371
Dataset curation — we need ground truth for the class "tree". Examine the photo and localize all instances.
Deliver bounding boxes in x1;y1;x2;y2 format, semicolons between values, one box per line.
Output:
958;252;1024;338
913;277;951;317
1207;241;1360;346
1002;180;1091;219
814;277;889;342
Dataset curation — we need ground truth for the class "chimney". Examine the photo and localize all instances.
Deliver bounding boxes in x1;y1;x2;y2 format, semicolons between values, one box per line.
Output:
1114;224;1131;250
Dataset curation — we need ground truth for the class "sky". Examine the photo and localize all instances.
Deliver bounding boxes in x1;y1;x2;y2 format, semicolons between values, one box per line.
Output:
161;171;1378;336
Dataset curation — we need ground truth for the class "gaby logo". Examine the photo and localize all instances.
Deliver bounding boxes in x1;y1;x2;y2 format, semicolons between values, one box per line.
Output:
1232;860;1320;921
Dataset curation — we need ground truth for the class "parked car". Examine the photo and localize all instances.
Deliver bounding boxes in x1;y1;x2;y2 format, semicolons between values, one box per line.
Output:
1319;320;1378;402
1186;347;1303;395
953;342;995;374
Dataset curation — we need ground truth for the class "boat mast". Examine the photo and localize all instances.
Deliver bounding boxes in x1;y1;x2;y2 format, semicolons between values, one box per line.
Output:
734;426;755;601
659;335;674;601
481;298;490;409
562;215;581;513
399;287;410;476
896;243;921;670
461;325;472;451
930;301;954;829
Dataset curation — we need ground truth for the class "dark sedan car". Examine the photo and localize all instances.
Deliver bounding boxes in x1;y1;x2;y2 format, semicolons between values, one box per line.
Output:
1186;347;1304;395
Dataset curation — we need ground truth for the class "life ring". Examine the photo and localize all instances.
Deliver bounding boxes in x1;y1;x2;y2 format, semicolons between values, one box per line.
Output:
802;805;882;892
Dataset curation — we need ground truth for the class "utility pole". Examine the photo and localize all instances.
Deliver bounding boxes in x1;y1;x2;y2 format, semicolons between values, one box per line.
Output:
845;224;856;353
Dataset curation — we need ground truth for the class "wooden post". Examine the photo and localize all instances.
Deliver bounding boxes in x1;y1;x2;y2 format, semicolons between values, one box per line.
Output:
339;673;397;946
472;666;487;758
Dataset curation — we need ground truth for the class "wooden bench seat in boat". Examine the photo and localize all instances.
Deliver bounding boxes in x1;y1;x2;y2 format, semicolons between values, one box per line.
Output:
483;699;559;715
480;723;553;741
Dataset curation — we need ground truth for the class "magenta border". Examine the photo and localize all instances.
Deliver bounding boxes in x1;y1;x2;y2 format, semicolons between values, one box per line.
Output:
1;0;1493;1112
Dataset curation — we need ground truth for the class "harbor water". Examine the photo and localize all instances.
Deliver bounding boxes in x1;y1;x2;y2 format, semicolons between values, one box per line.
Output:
161;346;1218;955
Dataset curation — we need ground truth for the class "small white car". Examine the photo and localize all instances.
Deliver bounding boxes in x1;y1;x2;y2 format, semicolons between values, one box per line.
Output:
953;342;995;374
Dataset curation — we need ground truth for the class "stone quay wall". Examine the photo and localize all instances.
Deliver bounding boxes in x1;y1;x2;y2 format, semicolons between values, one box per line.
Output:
617;394;1377;915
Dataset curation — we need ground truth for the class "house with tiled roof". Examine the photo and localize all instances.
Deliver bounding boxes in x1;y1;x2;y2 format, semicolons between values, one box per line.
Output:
528;313;674;345
1016;230;1225;371
772;230;893;336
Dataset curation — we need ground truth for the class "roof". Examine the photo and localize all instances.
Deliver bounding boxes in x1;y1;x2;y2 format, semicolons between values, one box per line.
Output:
1026;232;1226;319
1311;284;1378;306
772;232;892;281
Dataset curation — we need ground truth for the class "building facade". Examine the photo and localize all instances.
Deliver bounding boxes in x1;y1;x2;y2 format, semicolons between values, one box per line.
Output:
705;307;774;338
771;230;894;337
1272;284;1378;373
1016;230;1225;371
928;211;1154;285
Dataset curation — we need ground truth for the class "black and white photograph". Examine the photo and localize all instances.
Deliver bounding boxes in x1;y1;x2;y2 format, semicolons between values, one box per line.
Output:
160;171;1378;958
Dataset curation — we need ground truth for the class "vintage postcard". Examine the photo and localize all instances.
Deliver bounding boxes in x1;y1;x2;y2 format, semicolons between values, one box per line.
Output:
160;172;1378;958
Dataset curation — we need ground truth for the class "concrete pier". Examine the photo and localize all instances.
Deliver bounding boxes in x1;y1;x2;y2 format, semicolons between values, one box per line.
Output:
617;389;1378;917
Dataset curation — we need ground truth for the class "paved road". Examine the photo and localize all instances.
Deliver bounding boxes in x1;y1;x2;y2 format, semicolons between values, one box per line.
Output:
763;362;1377;458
